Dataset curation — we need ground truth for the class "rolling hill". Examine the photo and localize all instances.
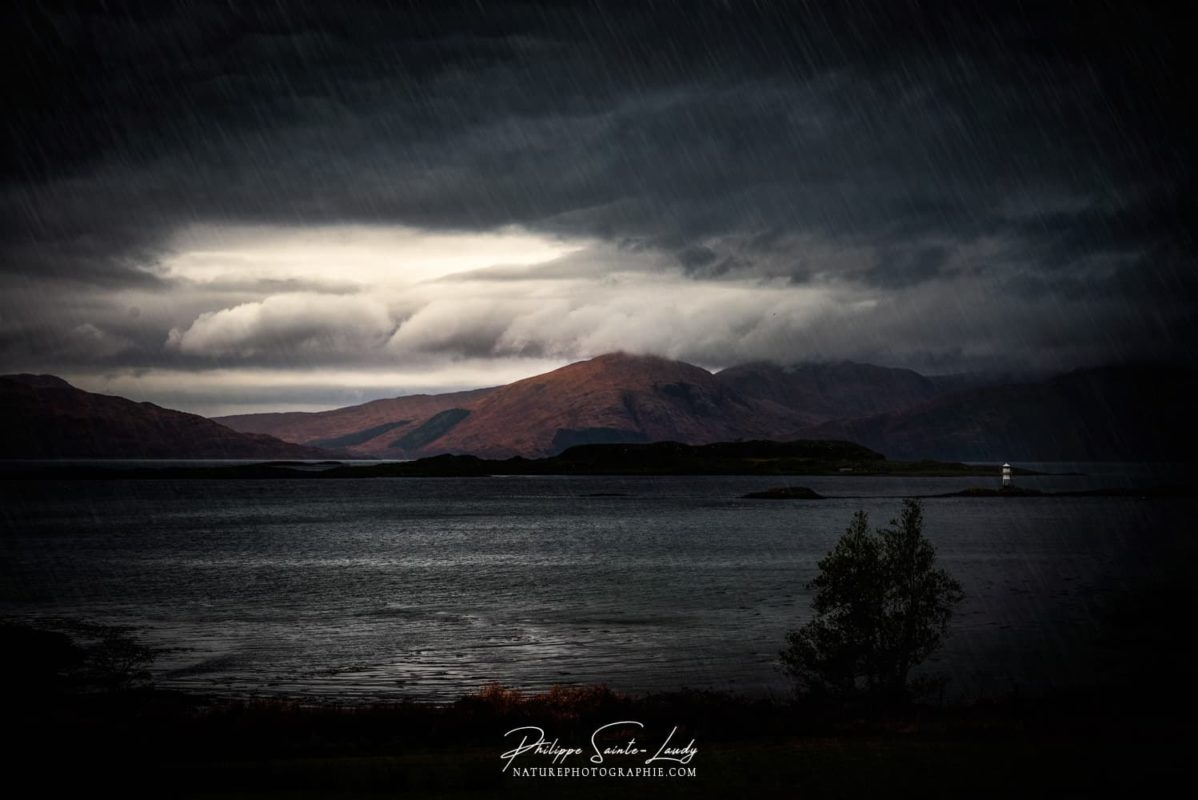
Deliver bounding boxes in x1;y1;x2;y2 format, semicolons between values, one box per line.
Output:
401;353;813;458
218;353;812;458
0;374;332;459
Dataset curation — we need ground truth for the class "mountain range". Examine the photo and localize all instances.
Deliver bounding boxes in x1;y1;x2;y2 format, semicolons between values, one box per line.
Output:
3;354;1194;461
808;364;1198;461
218;353;1196;462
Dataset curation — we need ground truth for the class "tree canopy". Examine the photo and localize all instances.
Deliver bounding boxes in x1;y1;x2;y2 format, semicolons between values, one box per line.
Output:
781;499;963;702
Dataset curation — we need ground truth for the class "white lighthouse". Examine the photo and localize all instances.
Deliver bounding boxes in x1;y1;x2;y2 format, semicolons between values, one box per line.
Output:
1001;463;1012;488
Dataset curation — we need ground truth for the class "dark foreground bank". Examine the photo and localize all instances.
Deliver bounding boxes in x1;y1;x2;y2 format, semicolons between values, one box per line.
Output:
10;679;1194;800
6;619;1194;800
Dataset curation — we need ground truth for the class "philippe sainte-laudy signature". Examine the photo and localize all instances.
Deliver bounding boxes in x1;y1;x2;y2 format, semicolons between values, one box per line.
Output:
500;721;698;772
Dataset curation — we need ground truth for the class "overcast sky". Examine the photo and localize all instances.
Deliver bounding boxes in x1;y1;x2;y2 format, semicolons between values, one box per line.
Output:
2;1;1193;415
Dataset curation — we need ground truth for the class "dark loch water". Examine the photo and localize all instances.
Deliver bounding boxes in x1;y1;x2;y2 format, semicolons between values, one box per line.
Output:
1;465;1194;702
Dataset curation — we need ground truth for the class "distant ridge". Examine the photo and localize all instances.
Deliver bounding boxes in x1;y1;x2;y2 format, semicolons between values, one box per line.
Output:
715;360;948;421
0;375;332;459
801;365;1198;461
216;388;494;452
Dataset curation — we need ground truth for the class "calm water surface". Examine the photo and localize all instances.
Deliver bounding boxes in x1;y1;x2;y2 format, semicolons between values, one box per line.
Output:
1;465;1193;702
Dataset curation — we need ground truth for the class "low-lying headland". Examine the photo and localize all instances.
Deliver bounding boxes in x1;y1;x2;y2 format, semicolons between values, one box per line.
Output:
0;439;1045;480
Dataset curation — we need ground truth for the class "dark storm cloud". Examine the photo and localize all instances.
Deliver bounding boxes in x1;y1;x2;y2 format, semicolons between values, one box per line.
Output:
857;246;954;289
1;0;1194;388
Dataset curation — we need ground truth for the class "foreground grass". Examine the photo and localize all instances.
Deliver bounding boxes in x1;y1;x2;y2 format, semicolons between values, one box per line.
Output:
11;684;1193;799
164;736;1188;800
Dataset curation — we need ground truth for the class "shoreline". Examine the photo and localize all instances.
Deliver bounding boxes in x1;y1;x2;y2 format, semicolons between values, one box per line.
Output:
1;462;1048;481
0;439;1056;479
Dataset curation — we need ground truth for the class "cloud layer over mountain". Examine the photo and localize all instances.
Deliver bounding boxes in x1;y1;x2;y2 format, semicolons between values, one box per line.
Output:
2;1;1193;414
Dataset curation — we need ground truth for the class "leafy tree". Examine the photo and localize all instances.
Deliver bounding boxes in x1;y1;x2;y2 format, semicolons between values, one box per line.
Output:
781;499;963;703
